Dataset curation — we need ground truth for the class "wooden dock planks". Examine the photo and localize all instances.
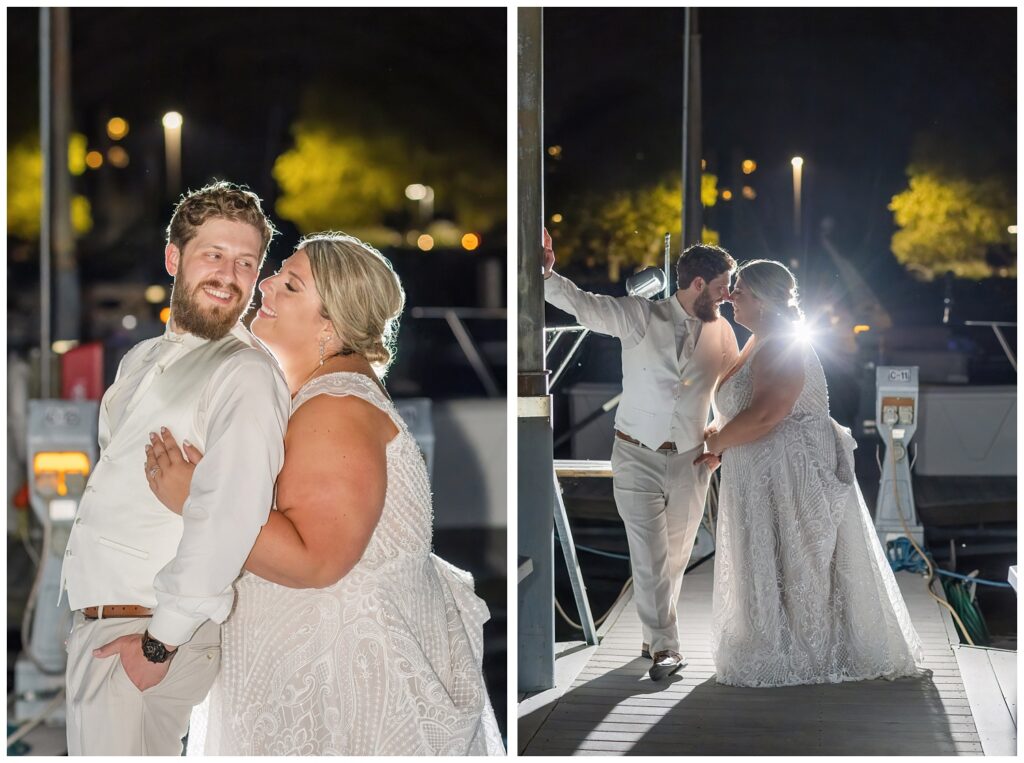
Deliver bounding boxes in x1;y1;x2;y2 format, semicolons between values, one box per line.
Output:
522;561;987;756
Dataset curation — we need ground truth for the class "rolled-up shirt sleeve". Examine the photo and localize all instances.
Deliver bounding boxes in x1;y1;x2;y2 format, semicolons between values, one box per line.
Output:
148;355;289;646
544;271;649;349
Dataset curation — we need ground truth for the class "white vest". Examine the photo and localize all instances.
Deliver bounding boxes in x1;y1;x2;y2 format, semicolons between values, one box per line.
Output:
60;327;284;611
616;298;733;452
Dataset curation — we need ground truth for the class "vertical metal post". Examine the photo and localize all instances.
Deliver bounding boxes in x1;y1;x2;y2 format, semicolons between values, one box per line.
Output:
680;9;691;250
662;233;671;298
517;6;556;693
39;8;53;398
680;9;703;250
45;8;79;363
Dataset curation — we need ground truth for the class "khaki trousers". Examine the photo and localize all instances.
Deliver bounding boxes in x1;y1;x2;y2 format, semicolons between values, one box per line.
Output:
65;612;220;756
611;437;710;656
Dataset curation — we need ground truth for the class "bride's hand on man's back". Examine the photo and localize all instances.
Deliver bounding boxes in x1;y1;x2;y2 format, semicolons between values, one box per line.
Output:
144;428;204;515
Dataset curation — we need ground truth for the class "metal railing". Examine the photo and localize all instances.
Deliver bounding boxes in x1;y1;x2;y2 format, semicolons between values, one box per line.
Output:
963;321;1016;373
410;307;506;397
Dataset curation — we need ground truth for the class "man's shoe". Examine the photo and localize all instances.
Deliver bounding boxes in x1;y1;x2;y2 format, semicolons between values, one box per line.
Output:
641;642;650;659
649;650;687;681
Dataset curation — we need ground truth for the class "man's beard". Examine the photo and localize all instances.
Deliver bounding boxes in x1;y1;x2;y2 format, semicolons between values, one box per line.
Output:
693;288;721;322
170;277;250;340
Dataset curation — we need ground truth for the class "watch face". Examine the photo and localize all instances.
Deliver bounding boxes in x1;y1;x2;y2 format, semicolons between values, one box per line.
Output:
142;633;168;663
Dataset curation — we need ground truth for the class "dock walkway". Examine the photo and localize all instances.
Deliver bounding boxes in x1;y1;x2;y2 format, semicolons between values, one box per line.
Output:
521;560;1013;755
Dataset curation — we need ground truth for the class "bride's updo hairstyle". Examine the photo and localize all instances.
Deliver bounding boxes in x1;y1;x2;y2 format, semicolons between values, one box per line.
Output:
736;259;804;323
299;232;406;376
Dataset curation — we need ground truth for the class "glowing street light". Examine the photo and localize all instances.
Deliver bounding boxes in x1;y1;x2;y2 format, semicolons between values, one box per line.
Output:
162;111;183;197
405;183;434;223
791;156;804;239
162;111;183;130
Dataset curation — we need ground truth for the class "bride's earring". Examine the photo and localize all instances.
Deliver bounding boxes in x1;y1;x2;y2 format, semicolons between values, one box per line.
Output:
318;337;326;367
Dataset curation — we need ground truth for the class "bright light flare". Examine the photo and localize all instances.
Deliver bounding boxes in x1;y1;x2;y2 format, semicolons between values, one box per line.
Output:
792;321;814;343
791;156;804;168
405;183;427;201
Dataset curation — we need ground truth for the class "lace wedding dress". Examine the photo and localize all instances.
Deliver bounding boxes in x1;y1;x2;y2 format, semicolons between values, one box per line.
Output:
188;373;504;755
711;339;922;688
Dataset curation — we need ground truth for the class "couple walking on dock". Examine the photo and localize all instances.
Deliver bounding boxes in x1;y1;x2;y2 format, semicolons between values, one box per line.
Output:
542;232;923;687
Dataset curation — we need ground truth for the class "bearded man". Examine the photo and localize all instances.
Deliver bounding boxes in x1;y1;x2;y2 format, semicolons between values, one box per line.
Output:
542;231;739;680
60;181;290;755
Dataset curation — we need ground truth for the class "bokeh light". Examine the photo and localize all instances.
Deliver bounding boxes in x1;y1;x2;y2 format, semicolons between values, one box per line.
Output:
106;117;129;140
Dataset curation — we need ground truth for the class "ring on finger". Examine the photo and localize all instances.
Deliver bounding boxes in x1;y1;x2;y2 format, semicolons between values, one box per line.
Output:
149;466;160;477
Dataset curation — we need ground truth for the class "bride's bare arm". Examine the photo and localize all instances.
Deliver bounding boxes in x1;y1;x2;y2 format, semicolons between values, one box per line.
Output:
705;338;805;454
243;394;397;589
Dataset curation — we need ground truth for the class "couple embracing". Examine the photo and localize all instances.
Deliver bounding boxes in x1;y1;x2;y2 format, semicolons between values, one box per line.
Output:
61;182;504;755
543;233;923;687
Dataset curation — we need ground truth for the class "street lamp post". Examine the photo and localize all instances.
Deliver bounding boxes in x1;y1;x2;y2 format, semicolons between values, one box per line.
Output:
791;156;804;241
162;111;183;198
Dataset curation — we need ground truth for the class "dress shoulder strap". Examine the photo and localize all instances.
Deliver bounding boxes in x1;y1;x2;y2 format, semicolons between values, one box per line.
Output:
292;372;405;431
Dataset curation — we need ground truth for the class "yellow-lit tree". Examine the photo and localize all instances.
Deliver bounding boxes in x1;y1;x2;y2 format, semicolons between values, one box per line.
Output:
7;134;92;240
273;99;504;246
552;175;721;281
889;134;1015;280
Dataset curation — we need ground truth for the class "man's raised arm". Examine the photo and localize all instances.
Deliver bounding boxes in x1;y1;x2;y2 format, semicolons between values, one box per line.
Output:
542;227;648;347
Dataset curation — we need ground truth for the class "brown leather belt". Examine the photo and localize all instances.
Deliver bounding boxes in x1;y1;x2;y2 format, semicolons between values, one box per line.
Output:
614;430;677;453
81;605;153;619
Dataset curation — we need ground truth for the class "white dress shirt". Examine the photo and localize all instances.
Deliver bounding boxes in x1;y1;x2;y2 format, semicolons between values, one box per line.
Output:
60;322;290;646
545;271;739;451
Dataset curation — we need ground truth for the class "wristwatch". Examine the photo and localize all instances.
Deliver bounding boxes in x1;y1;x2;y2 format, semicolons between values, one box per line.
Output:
141;630;177;663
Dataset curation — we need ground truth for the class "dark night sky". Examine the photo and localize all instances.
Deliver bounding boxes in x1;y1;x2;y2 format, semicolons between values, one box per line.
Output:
543;7;1016;287
7;7;506;274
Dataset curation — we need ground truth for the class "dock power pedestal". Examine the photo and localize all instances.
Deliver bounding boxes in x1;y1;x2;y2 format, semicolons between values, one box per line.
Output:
874;366;925;547
14;400;99;724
